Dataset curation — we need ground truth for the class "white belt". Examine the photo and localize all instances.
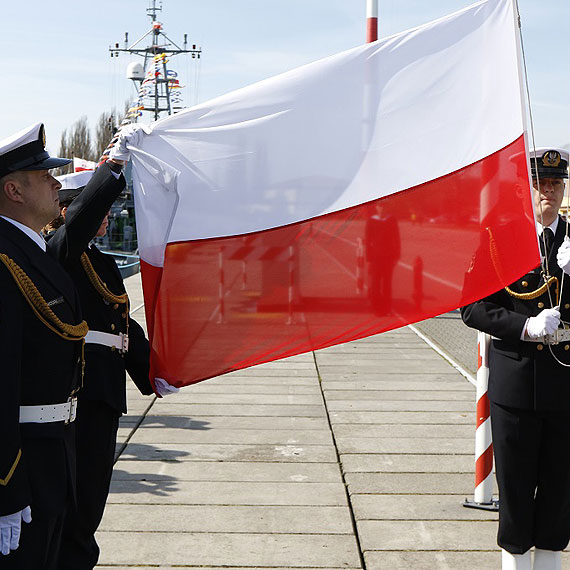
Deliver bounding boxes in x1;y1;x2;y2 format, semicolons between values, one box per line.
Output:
526;329;570;344
85;330;129;352
19;397;77;424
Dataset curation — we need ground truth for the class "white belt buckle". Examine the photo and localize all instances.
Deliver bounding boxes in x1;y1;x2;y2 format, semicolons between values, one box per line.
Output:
66;397;78;424
120;333;129;353
544;331;557;345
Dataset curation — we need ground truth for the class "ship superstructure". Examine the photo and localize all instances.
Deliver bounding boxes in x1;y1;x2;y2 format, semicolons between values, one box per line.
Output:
109;0;202;122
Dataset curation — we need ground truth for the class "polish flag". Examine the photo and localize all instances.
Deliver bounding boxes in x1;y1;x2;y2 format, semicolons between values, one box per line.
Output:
73;157;97;172
130;0;537;387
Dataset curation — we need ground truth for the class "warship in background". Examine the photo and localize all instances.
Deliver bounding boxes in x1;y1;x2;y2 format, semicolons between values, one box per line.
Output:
98;0;202;277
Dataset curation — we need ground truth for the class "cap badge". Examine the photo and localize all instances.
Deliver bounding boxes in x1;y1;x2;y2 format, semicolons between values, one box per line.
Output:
542;151;561;168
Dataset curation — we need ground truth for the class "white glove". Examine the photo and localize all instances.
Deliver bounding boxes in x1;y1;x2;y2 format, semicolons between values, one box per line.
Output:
107;123;150;162
154;377;180;397
557;237;570;275
0;506;31;555
526;307;561;339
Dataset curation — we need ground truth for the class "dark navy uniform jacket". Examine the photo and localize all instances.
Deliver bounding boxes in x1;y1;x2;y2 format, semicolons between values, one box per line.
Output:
48;163;153;413
461;216;570;411
0;217;83;517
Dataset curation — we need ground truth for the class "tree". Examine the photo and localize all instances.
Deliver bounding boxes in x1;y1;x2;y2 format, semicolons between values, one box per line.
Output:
94;111;119;160
56;117;94;175
55;102;131;175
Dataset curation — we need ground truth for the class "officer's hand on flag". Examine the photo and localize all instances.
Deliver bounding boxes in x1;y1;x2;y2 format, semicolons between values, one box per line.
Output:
108;123;151;163
154;377;180;397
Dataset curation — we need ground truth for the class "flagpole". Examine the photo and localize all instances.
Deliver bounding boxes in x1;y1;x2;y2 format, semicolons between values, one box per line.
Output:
366;0;378;43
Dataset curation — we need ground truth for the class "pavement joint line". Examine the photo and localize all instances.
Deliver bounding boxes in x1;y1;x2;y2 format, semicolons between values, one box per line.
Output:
311;351;367;570
130;302;145;316
407;324;476;387
98;531;355;535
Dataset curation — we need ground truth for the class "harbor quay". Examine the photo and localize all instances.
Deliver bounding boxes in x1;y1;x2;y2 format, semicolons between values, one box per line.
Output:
95;273;569;569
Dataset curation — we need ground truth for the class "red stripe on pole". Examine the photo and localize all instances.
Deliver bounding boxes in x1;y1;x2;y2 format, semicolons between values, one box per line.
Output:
476;393;490;428
475;443;494;486
367;17;378;43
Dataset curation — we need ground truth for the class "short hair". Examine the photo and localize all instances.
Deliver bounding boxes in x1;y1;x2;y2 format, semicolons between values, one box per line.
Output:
0;170;29;188
0;170;30;206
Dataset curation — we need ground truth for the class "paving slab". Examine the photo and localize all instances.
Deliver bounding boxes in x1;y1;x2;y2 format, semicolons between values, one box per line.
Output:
127;427;334;445
323;379;473;390
333;423;475;439
345;472;482;494
107;480;348;506
365;551;501;570
357;520;497;551
203;375;318;385
216;368;321;377
118;442;337;462
317;361;454;374
111;460;342;482
185;384;322;394
315;351;438;362
351;494;498;521
329;411;474;424
324;389;473;401
164;393;324;405
135;403;327;416
139;414;330;430
99;504;354;533
96;533;362;568
337;437;473;454
327;400;473;412
99;567;361;570
341;454;476;473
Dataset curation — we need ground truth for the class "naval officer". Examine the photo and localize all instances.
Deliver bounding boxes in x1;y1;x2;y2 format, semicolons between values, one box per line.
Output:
461;148;570;570
46;124;177;570
0;124;87;569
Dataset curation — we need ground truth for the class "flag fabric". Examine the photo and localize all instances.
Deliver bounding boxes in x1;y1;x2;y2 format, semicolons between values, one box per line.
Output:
73;157;97;172
129;0;537;388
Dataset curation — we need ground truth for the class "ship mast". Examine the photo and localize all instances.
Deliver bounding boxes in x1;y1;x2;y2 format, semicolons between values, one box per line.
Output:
109;0;202;121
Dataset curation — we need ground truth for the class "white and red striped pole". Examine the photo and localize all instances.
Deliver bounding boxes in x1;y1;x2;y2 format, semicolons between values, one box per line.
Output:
463;331;498;511
287;245;294;325
356;237;364;295
217;249;225;324
366;0;378;43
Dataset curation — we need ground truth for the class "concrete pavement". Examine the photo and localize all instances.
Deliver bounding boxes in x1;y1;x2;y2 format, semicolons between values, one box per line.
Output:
93;274;567;569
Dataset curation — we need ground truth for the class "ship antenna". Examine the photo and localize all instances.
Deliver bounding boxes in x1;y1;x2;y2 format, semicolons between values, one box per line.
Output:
108;0;202;123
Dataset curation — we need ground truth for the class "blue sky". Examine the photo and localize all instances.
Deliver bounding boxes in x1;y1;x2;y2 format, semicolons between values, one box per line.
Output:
1;0;568;152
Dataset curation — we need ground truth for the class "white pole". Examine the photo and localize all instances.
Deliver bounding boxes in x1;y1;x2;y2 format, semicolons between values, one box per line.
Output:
463;331;497;511
366;0;378;43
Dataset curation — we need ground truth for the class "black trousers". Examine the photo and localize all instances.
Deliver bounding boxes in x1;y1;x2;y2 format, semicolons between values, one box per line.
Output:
58;399;120;570
491;401;570;554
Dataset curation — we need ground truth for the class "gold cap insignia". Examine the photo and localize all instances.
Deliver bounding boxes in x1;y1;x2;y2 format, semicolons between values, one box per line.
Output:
542;150;561;168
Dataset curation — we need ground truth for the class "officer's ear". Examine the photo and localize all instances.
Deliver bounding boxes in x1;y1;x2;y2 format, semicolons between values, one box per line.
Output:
60;206;68;220
0;174;25;204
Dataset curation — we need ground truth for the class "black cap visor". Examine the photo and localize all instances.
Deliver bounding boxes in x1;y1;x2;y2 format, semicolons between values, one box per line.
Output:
531;166;568;179
22;157;72;172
